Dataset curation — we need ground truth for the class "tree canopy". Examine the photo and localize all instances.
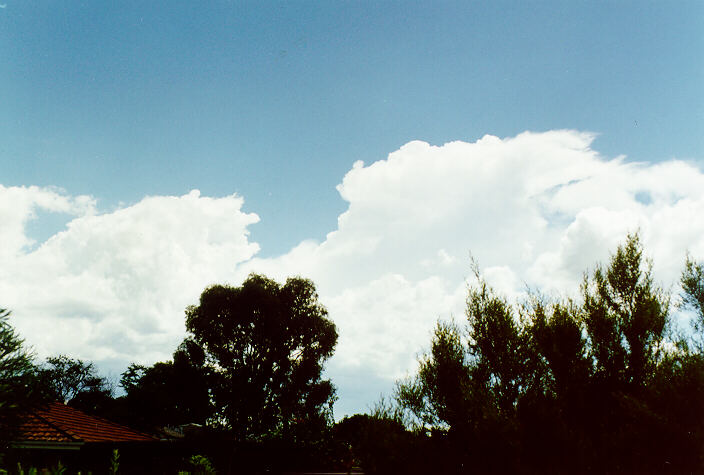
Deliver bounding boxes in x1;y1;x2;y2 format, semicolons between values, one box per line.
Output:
185;274;338;442
0;309;42;448
394;234;704;474
4;239;704;473
683;255;704;336
119;340;212;431
37;355;113;409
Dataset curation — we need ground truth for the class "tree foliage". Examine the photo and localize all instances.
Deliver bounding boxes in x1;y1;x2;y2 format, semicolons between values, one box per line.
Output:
36;355;113;414
0;309;42;448
185;274;338;442
683;255;704;334
582;236;668;390
38;356;112;403
395;234;704;473
118;340;212;431
334;413;424;474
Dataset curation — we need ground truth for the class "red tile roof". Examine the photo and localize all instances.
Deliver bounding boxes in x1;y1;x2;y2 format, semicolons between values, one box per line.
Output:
16;402;156;444
17;411;75;443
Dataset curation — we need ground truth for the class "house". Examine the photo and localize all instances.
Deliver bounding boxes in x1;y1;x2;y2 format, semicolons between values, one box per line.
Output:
14;401;156;448
8;402;163;473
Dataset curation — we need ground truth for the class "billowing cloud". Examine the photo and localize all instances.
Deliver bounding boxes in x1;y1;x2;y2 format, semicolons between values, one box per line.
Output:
1;189;259;364
242;130;704;409
0;185;96;260
2;130;703;416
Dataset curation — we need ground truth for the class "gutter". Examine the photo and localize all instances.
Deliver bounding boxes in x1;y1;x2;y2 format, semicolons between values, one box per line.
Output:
10;440;84;451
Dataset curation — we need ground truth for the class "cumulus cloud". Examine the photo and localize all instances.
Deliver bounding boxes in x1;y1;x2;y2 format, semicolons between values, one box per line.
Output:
1;189;259;364
1;130;703;416
0;185;96;260
244;130;704;391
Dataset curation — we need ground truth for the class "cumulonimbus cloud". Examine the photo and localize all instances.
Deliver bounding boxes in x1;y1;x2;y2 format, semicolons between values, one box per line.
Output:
243;130;704;385
1;130;702;415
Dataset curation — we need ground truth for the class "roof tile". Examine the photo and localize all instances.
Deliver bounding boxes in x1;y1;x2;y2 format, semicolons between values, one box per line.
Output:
17;402;156;444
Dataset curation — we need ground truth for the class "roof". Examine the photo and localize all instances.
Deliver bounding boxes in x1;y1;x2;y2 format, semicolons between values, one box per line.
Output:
15;402;156;447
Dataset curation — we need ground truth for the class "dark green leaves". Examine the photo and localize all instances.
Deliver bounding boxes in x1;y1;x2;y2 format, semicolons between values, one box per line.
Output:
394;235;702;473
185;274;338;442
38;355;112;404
0;309;42;447
682;255;704;329
583;234;668;389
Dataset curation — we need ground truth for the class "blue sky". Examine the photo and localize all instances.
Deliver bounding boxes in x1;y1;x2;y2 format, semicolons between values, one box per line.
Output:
1;1;703;417
3;1;702;254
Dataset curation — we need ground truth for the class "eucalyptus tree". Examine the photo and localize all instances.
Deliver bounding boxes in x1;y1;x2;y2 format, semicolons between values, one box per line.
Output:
185;274;338;442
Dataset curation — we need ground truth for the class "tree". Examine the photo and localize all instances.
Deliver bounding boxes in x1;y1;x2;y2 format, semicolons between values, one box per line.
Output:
0;309;41;448
119;340;212;431
334;413;426;475
37;355;113;414
465;269;527;417
521;300;592;470
682;255;704;334
653;255;704;469
394;234;696;473
396;270;530;473
582;233;668;391
185;274;338;442
396;321;472;432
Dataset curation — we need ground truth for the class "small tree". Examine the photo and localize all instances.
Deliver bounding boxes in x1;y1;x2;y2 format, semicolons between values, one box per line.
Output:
37;355;113;414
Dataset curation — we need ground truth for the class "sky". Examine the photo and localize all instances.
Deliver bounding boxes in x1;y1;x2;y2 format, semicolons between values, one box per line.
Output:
1;1;703;417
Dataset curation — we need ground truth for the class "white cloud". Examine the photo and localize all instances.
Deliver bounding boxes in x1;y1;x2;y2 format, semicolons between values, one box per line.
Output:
325;274;466;379
1;189;259;363
2;130;703;416
246;130;704;391
0;185;96;260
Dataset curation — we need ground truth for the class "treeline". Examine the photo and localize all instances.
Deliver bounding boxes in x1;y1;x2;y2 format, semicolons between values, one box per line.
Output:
1;275;342;472
371;234;704;474
2;234;704;473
